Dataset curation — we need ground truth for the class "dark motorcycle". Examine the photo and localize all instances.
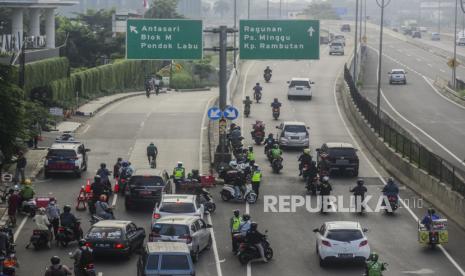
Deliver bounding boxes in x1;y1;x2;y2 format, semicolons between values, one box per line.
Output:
244;104;251;118
272;107;280;120
384;195;399;214
306;176;320;195
238;232;273;265
198;188;216;214
301;163;310;181
82;263;97;276
264;73;272;82
251;130;265;145
254;92;262;103
26;230;50;250
271;158;283;174
20;199;36;218
56;220;83;247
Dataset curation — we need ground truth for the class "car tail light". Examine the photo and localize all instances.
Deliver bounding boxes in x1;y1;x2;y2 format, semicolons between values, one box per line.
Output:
86;263;95;269
33;230;42;235
58;227;65;232
359;240;368;247
181;234;192;244
153;213;161;219
321;240;331;247
85;242;93;248
114;243;125;249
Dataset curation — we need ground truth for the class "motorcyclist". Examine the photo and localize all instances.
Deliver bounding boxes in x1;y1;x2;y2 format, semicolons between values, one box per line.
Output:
230;209;243;253
90;175;106;212
382;177;399;197
96;163;111;188
264;66;272;76
247;146;255;163
243;96;253;115
146;142;158;166
46;198;60;240
421;208;440;231
239;214;251;236
245;222;268;263
19;179;35;207
298;148;313;176
365;252;387;276
60;205;80;239
251;165;262;196
253;83;263;101
95;194;114;220
113;157;122;179
264;133;276;154
251;120;265;141
173;161;186;192
230;126;242;144
119;161;132;180
319;176;333;212
270;144;283;163
33;207;51;248
350;179;368;212
270;98;282;109
45;256;72;276
71;239;94;276
187;169;201;183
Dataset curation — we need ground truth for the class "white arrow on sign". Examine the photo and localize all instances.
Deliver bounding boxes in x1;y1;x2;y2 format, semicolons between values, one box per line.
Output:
210;109;221;118
307;27;315;37
224;108;237;118
130;26;138;34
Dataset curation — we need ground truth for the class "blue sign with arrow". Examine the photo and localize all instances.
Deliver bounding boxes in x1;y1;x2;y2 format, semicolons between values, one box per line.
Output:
207;107;222;120
223;106;239;120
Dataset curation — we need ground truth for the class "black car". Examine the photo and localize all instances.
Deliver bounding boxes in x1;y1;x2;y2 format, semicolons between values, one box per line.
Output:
317;142;359;176
340;24;351;32
124;169;172;210
84;220;146;258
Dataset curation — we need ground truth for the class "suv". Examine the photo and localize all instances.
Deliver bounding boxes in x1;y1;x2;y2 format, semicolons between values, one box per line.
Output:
149;216;212;262
277;121;310;149
412;31;421;38
457;37;465;46
137;242;195;276
44;141;90;178
124;169;172;210
388;69;407;85
317;142;359;176
152;194;204;225
287;78;314;100
340;24;350;32
329;41;344;55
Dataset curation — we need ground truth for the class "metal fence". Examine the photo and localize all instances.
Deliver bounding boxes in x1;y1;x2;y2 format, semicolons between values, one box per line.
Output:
344;65;465;196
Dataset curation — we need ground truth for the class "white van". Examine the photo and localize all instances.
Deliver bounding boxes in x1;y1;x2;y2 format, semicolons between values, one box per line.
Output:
287;78;314;100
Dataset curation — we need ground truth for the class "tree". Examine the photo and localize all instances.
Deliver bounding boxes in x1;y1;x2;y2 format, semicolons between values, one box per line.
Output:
214;0;230;17
304;2;340;20
145;0;183;19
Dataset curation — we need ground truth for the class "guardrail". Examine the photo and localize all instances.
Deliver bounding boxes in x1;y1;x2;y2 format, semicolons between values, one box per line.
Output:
344;64;465;196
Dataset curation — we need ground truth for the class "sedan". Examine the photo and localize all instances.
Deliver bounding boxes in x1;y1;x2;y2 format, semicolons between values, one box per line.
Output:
84;220;146;258
152;194;204;226
313;221;370;266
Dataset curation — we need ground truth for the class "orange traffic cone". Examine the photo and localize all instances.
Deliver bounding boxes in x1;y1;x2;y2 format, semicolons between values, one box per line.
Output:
76;186;87;211
85;179;91;193
114;179;120;193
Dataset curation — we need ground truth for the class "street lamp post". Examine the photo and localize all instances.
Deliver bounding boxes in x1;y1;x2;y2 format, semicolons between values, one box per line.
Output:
248;0;250;19
267;0;270;19
376;0;391;130
438;0;441;33
234;0;237;69
453;0;458;89
353;0;359;83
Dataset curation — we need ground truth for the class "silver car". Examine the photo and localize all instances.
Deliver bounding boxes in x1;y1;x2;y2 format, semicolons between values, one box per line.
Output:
388;69;407;85
329;42;344;55
152;194;204;226
149;216;212;262
277;121;310;149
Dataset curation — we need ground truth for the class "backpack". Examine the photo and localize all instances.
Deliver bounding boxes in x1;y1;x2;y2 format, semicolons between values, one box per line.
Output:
45;265;67;276
79;247;94;267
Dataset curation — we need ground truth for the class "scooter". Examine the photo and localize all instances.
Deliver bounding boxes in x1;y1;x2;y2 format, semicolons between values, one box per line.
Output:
254;92;262;103
69;252;97;276
56;220;83;247
220;183;257;204
198;188;216;214
384;195;399;214
272;107;280;120
264;73;272;82
306;176;320;195
271;158;283;174
26;230;50;250
20;199;37;218
244;104;251;118
238;231;273;265
251;130;265;145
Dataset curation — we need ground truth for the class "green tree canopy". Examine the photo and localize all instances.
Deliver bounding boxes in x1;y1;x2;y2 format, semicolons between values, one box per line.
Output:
145;0;183;19
304;2;340;20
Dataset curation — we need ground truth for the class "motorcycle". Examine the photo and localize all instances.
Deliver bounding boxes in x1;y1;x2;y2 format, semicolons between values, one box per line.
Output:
238;231;273;265
254;91;262;103
198;188;216;214
383;195;399;214
145;86;151;98
20;199;37;217
271;157;283;174
220;183;257;204
244;104;251;118
264;72;272;82
3;252;19;276
272;107;280;120
306;176;320;195
26;229;50;250
251;129;265;145
69;253;97;276
56;220;83;247
418;219;448;248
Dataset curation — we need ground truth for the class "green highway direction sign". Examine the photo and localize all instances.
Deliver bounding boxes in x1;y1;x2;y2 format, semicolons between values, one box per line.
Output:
239;20;320;60
126;19;203;60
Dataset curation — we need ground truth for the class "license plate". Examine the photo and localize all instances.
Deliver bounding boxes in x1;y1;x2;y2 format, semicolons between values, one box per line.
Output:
338;253;353;258
139;191;152;196
296;87;303;90
290;136;299;140
336;159;349;165
96;243;110;248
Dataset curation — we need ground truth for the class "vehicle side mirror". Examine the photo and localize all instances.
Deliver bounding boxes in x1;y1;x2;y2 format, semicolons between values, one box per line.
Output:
286;81;290;84
316;148;321;152
387;72;391;74
206;224;213;228
306;127;310;129
85;149;91;152
363;228;369;233
310;81;315;84
312;228;319;233
276;126;280;129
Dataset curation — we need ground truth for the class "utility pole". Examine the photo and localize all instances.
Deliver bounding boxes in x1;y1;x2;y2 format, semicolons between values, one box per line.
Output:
376;0;391;131
364;0;367;38
280;0;282;18
248;0;250;19
353;0;359;83
453;0;458;89
267;0;270;19
359;0;363;46
234;0;237;68
438;0;441;33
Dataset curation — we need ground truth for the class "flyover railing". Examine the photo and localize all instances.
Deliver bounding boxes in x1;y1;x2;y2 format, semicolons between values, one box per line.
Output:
344;64;465;196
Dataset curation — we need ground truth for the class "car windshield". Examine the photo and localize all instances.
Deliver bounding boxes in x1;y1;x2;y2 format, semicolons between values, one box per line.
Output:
328;148;356;157
284;125;307;133
153;224;189;236
87;227;122;239
160;202;196;213
391;71;404;75
129;175;164;186
289;80;310;88
47;149;76;158
326;229;363;242
331;43;343;47
335;36;344;40
160;255;190;270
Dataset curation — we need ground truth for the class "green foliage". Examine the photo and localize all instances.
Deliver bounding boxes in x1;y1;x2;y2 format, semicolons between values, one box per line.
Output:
304;1;340;20
145;0;183;18
23;57;69;96
171;72;199;89
23;101;50;137
192;57;215;80
49;60;162;108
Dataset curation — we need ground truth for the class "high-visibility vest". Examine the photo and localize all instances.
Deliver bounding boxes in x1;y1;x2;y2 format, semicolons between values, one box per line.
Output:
231;217;242;232
367;261;383;276
174;168;185;179
252;171;262;182
247;152;255;161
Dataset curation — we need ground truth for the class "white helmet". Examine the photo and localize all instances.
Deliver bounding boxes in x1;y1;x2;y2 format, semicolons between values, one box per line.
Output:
229;160;238;169
322;176;330;183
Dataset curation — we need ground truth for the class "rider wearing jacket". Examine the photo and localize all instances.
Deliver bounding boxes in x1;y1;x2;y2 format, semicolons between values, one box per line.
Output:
298;148;313;176
270;98;282;109
382;177;399;197
350;179;368;212
264;66;272;76
96;163;111;187
146;142;158;165
421;208;440;231
270;144;283;162
365;252;386;276
243;96;253;113
60;205;80;238
264;133;275;154
253;83;263;100
245;222;267;262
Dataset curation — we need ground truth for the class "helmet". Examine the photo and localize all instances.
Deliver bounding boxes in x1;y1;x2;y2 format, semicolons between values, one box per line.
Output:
427;208;435;216
303;148;310;155
274;98;278;102
24;179;32;185
242;214;250;221
357;179;364;186
248;146;253;151
273;144;279;149
322;176;329;183
78;239;86;247
63;205;71;213
94;175;101;183
122;161;129;167
150;142;154;145
250;222;258;231
99;194;107;201
387;177;394;184
38;207;46;214
50;256;61;265
268;133;273;138
233;209;240;216
256;82;260;86
177;161;183;167
100;163;106;169
117;157;122;162
229;160;238;169
246;96;250;99
369;252;379;262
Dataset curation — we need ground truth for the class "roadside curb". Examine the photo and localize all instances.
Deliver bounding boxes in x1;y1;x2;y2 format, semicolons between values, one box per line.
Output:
433;81;465;108
176;88;211;92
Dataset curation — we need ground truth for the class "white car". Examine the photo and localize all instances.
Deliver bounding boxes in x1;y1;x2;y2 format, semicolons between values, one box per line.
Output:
152;194;204;225
329;41;344;55
149;215;212;262
334;35;346;46
388;69;407;85
313;221;370;266
277;121;310;149
287;78;314;100
457;37;465;46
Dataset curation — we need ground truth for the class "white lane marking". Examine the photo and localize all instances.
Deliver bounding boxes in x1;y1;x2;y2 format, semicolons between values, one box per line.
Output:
111;194;118;206
98;273;103;276
416;58;422;62
423;76;465;111
81;125;90;134
14;217;28;242
440;69;446;73
427;64;433;67
340;56;465;275
199;94;223;276
370;45;465;167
